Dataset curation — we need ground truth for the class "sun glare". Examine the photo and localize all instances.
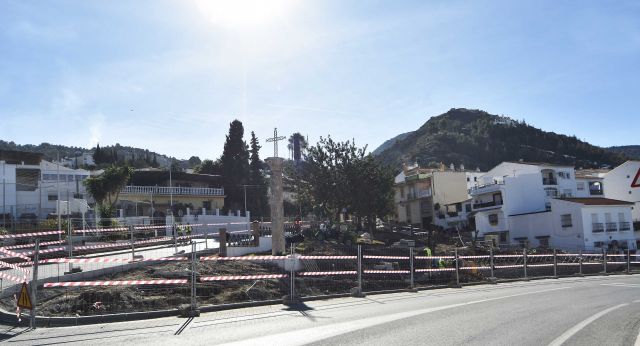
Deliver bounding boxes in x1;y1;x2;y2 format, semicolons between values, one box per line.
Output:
195;0;294;30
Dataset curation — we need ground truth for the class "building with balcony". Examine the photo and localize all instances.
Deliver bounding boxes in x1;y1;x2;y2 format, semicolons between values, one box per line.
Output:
394;163;475;229
507;198;636;251
575;169;607;198
470;161;577;243
0;150;91;223
118;169;225;218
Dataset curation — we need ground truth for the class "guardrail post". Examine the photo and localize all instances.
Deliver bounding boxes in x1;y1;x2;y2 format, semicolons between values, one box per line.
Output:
205;232;208;250
454;248;460;287
191;241;198;314
30;239;39;329
603;249;607;274
627;248;631;275
219;228;227;257
490;247;495;278
553;249;557;278
130;224;135;259
523;248;528;280
409;246;415;290
356;245;364;297
579;249;583;276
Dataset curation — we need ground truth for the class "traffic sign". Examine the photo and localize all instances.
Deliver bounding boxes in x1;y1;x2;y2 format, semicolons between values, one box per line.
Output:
17;282;32;310
632;168;640;188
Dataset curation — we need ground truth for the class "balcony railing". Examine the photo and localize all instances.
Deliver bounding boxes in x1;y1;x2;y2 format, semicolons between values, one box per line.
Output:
592;222;604;233
469;181;504;194
619;222;631;231
542;178;557;185
605;222;617;232
121;186;224;196
417;189;432;198
473;200;503;209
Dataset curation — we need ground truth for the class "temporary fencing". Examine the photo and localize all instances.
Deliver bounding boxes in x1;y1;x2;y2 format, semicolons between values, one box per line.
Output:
2;240;639;321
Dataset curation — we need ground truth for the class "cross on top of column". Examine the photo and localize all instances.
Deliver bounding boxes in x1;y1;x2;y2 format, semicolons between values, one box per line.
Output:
265;128;286;158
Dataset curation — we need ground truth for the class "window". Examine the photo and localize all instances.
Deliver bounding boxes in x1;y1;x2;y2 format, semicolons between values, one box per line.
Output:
466;177;470;182
499;232;507;243
538;237;550;248
488;214;499;226
577;182;585;190
465;204;471;212
400;187;404;198
594;241;604;248
474;177;478;182
73;193;83;199
456;203;462;212
561;214;572;228
48;194;58;201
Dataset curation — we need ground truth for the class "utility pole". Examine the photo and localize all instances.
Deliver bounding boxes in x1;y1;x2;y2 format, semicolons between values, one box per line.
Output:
56;154;62;242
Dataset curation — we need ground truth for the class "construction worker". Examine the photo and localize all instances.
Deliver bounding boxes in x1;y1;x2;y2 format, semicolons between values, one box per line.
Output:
424;247;436;268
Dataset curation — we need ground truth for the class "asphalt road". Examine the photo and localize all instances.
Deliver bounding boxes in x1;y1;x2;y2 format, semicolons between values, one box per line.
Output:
2;275;640;346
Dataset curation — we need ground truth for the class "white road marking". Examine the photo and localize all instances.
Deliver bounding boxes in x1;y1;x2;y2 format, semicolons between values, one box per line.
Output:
601;283;640;288
547;303;629;346
219;286;570;346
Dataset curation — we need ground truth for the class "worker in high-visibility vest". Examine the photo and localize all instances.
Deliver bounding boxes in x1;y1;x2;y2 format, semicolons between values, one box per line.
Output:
424;247;435;268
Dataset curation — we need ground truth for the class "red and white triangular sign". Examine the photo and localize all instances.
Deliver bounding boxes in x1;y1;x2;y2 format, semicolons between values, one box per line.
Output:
632;168;640;188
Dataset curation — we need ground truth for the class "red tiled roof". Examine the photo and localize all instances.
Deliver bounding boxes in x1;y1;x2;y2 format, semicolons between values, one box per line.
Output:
557;198;634;206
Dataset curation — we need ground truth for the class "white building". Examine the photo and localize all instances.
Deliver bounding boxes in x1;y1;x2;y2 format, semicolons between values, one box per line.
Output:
601;161;640;223
470;161;637;251
1;150;91;222
508;198;636;251
470;162;577;241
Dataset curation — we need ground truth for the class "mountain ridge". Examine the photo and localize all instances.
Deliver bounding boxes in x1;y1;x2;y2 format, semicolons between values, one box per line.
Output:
373;108;630;171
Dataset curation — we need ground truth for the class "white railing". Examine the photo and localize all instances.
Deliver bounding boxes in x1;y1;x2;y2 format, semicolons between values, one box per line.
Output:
418;189;432;198
121;186;224;196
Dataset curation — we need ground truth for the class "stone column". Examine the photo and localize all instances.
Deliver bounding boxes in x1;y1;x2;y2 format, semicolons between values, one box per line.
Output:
266;157;285;255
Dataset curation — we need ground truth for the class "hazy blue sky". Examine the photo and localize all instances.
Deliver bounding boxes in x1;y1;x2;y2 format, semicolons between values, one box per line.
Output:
1;0;638;160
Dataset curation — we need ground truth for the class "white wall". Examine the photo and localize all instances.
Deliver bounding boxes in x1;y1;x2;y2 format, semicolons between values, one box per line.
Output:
475;209;508;236
503;173;547;215
509;211;554;247
549;199;585;250
603;161;640;221
579;204;636;251
0;163;17;214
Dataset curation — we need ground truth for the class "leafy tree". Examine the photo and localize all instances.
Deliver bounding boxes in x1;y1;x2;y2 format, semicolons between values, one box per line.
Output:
220;120;250;212
84;165;134;222
194;159;221;175
188;156;202;168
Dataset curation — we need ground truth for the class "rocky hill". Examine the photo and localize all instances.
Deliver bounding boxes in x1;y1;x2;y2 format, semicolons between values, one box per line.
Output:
373;108;628;171
607;145;640;160
0;140;180;169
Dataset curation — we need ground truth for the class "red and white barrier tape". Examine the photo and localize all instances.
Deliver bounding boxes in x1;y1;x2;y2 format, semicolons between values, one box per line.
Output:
363;256;410;260
201;255;288;261
557;254;580;257
527;263;554;267
415;256;455;260
298;271;357;276
460;266;491;270
608;261;627;264
527;254;554;258
493;255;522;258
0;248;31;261
24;247;66;256
200;274;288;281
415;268;455;272
364;270;410;274
0;272;26;283
494;264;524;269
298;255;357;260
4;240;66;250
459;255;490;259
43;279;188;287
557;263;580;266
0;260;30;274
0;230;64;239
41;257;188;264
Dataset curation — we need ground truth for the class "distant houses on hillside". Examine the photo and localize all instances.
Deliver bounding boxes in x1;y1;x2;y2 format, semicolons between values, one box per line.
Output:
394;160;640;252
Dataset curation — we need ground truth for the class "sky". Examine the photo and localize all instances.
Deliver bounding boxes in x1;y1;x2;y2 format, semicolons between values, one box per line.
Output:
1;0;639;160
